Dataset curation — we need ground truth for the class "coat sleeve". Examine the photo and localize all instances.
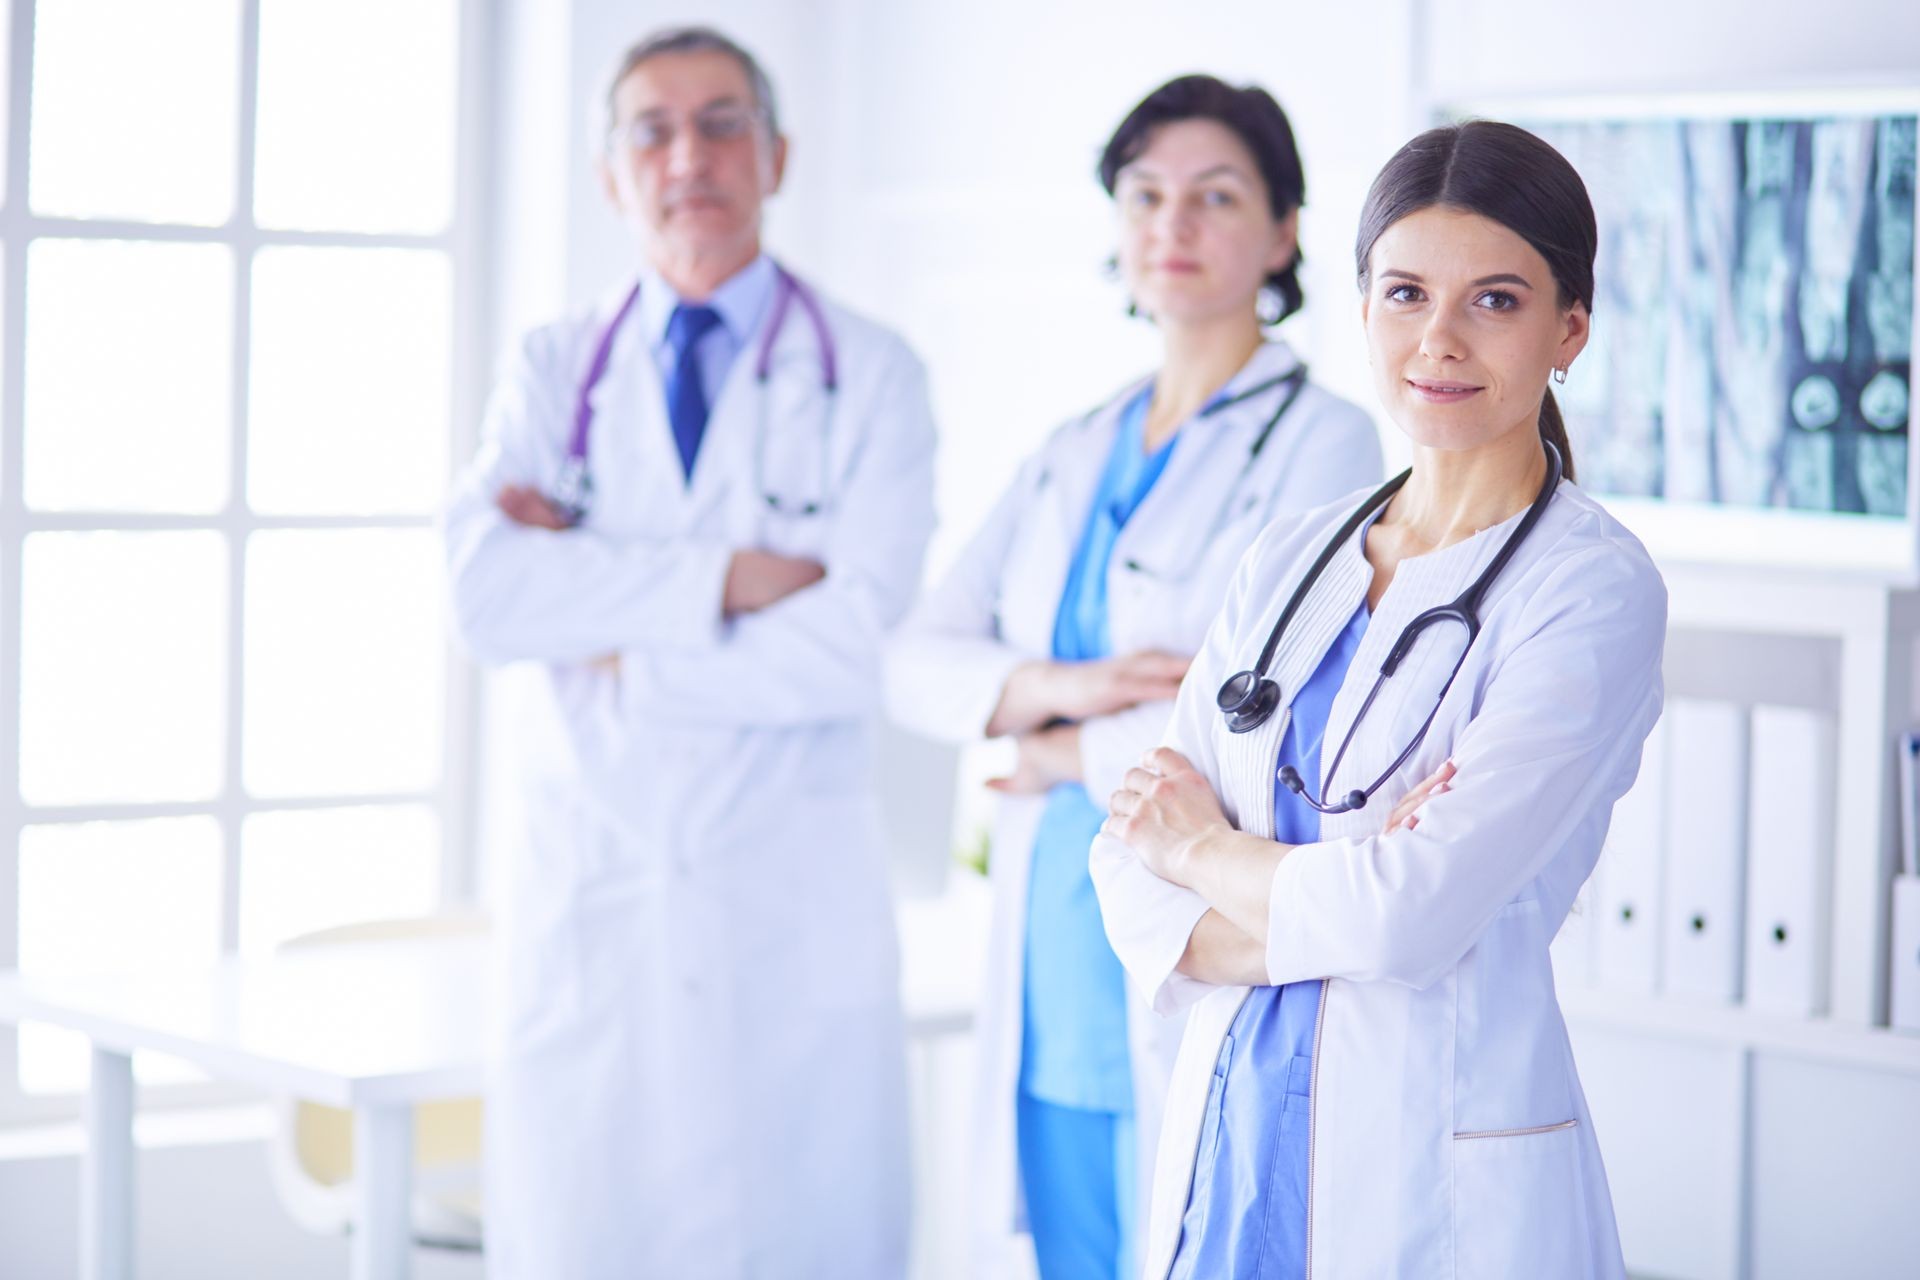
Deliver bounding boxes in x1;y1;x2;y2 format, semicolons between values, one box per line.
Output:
442;327;731;665
881;445;1051;743
1090;534;1266;1017
1262;542;1668;990
613;338;938;727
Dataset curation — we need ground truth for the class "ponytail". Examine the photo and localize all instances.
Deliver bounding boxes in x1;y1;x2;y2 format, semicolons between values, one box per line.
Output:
1538;389;1577;484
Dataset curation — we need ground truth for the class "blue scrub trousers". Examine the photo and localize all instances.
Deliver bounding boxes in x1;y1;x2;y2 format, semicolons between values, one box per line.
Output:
1017;1092;1137;1280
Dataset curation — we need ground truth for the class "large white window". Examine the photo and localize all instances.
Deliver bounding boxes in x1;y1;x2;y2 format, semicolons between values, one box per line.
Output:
0;0;481;1112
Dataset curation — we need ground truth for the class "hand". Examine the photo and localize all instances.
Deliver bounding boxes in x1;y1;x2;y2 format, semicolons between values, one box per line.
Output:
723;550;826;616
987;650;1191;737
1102;747;1231;886
587;654;621;677
986;725;1082;795
497;484;572;530
1383;759;1455;834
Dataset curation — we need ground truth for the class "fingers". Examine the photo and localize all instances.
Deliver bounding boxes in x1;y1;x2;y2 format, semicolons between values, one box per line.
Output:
1140;746;1195;778
1384;759;1456;834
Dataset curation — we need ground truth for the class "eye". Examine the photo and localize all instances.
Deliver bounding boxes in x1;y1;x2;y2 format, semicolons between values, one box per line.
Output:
1476;290;1520;311
1128;188;1161;209
1383;283;1423;304
1201;189;1236;208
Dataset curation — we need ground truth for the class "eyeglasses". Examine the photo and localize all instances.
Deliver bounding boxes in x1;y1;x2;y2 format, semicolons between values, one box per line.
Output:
609;105;765;154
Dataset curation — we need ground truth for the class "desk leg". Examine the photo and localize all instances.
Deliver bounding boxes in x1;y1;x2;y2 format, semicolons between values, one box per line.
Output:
351;1104;412;1280
81;1044;134;1280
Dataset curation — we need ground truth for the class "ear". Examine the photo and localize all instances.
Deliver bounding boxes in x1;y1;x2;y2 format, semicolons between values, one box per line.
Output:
1266;207;1301;275
764;134;789;196
595;154;619;210
1556;300;1592;371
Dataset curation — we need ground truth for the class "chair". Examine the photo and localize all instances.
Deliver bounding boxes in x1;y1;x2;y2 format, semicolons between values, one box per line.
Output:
267;910;489;1252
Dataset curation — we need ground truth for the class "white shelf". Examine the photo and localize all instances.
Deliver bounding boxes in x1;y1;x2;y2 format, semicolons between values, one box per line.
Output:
1561;985;1920;1075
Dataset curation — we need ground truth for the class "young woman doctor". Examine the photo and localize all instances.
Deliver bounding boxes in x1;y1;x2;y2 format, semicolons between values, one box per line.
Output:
1093;121;1666;1279
887;77;1379;1280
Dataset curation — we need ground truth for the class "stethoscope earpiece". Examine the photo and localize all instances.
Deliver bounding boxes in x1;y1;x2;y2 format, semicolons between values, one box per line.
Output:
1217;669;1281;735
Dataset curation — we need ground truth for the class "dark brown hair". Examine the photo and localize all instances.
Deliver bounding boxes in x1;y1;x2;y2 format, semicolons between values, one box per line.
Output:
1354;120;1595;481
1100;75;1308;324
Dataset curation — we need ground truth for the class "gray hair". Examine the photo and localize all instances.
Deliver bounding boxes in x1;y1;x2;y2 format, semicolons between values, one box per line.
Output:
601;26;781;147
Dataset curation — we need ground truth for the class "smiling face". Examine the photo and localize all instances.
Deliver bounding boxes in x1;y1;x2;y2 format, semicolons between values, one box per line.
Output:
1114;118;1297;327
598;48;786;278
1361;205;1589;454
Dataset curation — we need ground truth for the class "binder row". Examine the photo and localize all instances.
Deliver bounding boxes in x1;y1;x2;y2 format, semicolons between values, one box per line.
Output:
1554;697;1840;1018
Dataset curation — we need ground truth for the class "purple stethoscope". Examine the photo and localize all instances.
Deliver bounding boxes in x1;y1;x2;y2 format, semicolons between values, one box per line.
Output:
548;263;840;525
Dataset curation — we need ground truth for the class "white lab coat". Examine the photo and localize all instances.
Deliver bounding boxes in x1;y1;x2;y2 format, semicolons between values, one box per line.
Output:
885;341;1380;1273
1092;477;1666;1279
444;272;936;1278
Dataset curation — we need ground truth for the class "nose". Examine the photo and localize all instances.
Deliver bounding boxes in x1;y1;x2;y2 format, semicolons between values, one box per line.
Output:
665;123;709;180
1418;308;1466;364
1151;196;1198;245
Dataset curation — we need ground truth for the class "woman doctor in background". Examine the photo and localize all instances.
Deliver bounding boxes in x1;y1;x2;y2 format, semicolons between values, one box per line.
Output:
887;76;1380;1279
1094;121;1666;1278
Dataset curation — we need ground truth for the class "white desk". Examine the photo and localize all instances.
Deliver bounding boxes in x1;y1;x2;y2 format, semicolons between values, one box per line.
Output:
0;935;488;1280
0;886;988;1280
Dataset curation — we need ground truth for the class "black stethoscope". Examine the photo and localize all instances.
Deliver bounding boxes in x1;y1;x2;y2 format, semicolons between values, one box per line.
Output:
1215;441;1563;815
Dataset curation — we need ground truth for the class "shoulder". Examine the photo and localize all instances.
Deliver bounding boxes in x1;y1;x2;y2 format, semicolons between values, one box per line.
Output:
508;297;626;387
797;282;925;375
1505;482;1669;642
1290;380;1378;440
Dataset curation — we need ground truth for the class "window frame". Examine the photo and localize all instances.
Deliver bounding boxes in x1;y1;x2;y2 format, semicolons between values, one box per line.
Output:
0;0;489;1126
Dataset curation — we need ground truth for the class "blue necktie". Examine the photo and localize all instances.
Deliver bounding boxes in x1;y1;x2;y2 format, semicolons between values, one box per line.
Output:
664;303;723;481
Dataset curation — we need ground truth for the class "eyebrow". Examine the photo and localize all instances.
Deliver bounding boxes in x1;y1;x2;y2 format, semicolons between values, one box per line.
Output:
1380;269;1536;289
1122;163;1253;183
636;95;748;119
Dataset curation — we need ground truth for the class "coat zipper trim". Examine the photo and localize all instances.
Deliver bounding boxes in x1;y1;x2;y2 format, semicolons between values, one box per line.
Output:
1452;1118;1579;1141
1303;978;1330;1278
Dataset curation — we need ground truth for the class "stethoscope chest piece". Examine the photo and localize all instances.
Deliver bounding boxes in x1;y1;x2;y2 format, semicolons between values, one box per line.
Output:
1217;669;1281;735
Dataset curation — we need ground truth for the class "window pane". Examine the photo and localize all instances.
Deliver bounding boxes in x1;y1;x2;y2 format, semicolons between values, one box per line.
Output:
253;0;457;233
17;818;222;1093
25;239;233;513
20;532;228;806
239;805;440;956
244;530;444;797
248;248;450;515
30;0;240;225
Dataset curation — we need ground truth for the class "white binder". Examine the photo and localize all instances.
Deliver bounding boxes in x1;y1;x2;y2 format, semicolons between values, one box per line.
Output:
1660;698;1751;1002
1741;705;1834;1017
1892;877;1920;1034
1595;711;1667;992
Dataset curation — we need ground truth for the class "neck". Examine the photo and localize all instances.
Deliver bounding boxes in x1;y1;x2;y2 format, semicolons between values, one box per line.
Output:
651;238;761;301
1145;311;1264;447
1387;424;1549;552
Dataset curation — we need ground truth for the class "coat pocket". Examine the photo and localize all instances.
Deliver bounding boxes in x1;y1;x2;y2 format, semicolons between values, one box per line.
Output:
1452;1119;1590;1279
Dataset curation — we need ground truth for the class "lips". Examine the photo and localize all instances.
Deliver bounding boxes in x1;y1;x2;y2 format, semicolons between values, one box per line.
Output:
1406;378;1483;403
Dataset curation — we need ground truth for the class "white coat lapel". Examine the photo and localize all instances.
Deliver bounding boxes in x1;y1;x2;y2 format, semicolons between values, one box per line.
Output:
1111;343;1302;579
581;310;689;532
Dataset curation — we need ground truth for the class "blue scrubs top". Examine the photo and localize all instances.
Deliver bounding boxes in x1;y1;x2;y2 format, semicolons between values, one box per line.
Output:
1021;388;1177;1111
1168;600;1371;1280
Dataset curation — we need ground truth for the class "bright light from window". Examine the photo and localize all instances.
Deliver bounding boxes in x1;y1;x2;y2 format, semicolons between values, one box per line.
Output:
243;529;445;798
29;0;240;225
24;239;233;514
253;0;457;234
248;247;451;515
240;805;441;956
19;532;228;807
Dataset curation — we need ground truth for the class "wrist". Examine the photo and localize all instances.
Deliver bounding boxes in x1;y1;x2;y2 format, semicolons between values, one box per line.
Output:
1169;822;1231;891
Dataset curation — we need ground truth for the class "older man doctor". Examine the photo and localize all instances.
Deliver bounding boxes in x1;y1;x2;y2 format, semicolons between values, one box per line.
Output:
443;26;935;1278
